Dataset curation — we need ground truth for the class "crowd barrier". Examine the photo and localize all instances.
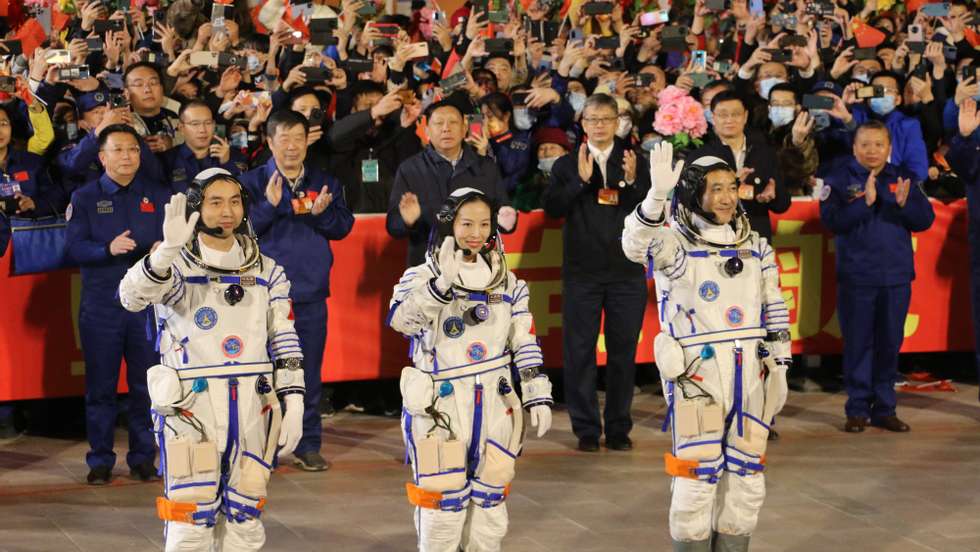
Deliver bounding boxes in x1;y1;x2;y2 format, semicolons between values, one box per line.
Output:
0;198;973;401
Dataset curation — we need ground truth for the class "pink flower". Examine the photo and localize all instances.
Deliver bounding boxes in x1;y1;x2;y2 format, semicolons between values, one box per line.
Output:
654;103;684;136
657;85;688;106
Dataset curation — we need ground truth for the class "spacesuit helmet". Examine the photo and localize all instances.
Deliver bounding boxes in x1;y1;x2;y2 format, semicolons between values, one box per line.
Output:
431;187;500;256
671;155;751;246
185;168;253;238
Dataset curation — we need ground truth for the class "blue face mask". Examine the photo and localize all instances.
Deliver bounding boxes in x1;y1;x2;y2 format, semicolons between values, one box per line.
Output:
704;107;714;125
641;137;663;151
853;71;870;84
811;110;831;132
568;93;586;113
537;156;558;173
513;108;535;130
758;77;785;100
230;132;248;148
247;55;261;73
869;95;896;116
768;106;795;128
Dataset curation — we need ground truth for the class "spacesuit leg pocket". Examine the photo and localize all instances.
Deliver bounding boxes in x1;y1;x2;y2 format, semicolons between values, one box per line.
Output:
667;400;724;482
415;436;468;493
159;438;220;525
728;414;770;468
237;453;272;499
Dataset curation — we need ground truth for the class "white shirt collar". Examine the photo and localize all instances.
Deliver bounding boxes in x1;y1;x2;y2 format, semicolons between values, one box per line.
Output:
199;236;245;270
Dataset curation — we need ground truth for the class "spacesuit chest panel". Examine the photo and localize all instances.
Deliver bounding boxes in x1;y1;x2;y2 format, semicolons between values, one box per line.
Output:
429;286;515;373
158;261;273;369
661;243;764;339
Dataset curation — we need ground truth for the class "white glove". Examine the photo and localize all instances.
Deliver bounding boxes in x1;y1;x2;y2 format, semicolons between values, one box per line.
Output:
768;360;790;417
150;193;200;274
278;393;304;454
434;236;464;294
529;405;552;438
642;141;685;219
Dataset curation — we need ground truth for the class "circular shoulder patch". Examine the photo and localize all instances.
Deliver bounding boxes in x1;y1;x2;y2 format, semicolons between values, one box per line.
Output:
222;335;244;358
65;203;73;222
443;316;465;339
194;307;218;330
725;306;745;328
698;281;720;302
818;183;832;202
466;341;488;362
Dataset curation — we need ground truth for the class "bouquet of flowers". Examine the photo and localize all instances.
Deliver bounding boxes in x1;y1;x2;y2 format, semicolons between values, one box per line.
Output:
653;85;708;150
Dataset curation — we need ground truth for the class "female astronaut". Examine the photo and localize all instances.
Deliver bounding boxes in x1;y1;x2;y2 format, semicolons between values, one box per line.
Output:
387;187;554;552
622;143;791;552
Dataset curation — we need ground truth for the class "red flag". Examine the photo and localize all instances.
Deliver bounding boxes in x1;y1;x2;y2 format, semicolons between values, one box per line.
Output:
851;18;886;48
906;0;928;11
966;27;980;48
14;18;47;59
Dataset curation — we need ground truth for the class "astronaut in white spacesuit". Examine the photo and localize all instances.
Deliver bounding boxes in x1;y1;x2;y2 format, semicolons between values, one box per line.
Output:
621;144;791;552
118;168;305;552
387;188;554;552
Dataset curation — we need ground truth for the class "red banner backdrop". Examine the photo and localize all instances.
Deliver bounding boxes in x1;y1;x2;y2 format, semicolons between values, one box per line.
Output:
0;199;973;401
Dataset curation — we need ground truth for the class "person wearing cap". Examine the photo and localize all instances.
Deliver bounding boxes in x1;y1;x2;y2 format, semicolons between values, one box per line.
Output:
388;187;554;551
512;127;572;212
820;120;935;433
622;142;792;552
688;91;790;242
542;93;650;453
240;109;354;472
162;100;246;194
118;168;305;551
65;123;172;485
386;93;514;268
55;87;165;195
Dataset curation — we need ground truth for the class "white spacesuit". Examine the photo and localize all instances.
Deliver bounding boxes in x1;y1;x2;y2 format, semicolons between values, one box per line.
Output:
387;188;554;552
621;145;790;552
118;170;305;551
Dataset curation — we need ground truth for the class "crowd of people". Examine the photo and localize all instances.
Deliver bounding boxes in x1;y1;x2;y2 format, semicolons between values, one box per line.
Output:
1;0;980;548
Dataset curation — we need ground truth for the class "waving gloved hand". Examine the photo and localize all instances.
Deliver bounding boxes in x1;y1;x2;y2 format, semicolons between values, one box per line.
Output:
642;141;685;219
149;193;200;274
278;393;304;454
434;236;464;294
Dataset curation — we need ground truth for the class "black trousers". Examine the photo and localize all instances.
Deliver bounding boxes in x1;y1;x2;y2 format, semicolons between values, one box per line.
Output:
562;275;648;440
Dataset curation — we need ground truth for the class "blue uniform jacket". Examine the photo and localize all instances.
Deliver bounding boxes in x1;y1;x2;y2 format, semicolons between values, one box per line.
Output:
55;131;165;195
490;129;532;195
161;144;248;193
948;134;980;249
849;106;929;183
819;158;935;286
0;149;61;257
240;157;355;303
66;174;169;305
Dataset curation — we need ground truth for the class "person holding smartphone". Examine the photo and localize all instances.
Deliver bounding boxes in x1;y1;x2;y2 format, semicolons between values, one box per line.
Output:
163;100;246;193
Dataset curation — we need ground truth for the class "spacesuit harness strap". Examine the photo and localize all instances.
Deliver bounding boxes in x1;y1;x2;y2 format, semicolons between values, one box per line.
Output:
428;352;512;382
174;361;274;381
676;328;766;349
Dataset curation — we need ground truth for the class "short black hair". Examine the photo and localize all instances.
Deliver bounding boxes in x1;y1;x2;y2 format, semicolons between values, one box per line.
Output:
178;100;213;120
710;90;746;112
288;86;323;108
265;109;309;138
855;120;891;143
97;124;141;149
349;81;386;103
123;61;163;85
768;83;798;103
479;92;513;119
871;70;905;92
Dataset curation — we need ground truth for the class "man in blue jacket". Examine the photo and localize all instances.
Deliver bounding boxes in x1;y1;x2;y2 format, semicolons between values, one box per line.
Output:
849;71;930;183
820;120;934;433
161;100;246;193
240;110;354;471
65;124;170;485
948;98;980;402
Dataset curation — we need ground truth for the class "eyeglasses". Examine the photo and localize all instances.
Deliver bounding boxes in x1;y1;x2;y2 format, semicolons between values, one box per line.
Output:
713;111;745;121
182;120;216;129
582;116;617;125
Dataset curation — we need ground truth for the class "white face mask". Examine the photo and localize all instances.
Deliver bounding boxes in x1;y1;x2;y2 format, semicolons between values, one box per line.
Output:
568;92;587;113
537;156;558;173
616;117;633;138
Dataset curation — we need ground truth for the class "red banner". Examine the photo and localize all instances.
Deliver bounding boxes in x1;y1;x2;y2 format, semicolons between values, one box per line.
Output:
0;199;973;401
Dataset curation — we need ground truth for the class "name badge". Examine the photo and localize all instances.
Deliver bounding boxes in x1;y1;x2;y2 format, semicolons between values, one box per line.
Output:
97;200;113;214
597;188;619;206
361;158;380;183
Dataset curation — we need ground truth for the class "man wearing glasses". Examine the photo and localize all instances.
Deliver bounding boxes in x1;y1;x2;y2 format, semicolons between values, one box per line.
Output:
542;93;651;453
123;62;182;153
163;100;246;193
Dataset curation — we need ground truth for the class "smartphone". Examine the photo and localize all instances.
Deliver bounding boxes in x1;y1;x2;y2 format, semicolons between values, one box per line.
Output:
210;3;230;28
856;85;884;99
531;21;561;44
309;17;339;33
692;50;707;71
594;36;619;49
345;58;375;74
852;47;877;60
300;66;332;82
370;22;401;38
907;24;924;42
356;1;377;16
485;38;514;53
779;34;808;48
217;52;246;69
45;49;71;65
310;33;340;46
639;10;670;26
488;10;509;23
749;0;764;16
802;93;834;110
661;25;689;52
962;65;979;82
105;72;125;89
919;2;950;16
911;62;928;80
804;1;835;17
468;114;483;137
439;72;467;92
140;51;169;66
213;124;227;139
636;72;656;86
943;44;958;60
705;0;728;10
0;40;24;56
713;60;732;73
110;93;129;108
404;42;430;59
85;37;104;52
765;48;793;62
93;19;125;33
582;1;614;15
907;41;926;54
511;91;530;106
308;107;324;126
